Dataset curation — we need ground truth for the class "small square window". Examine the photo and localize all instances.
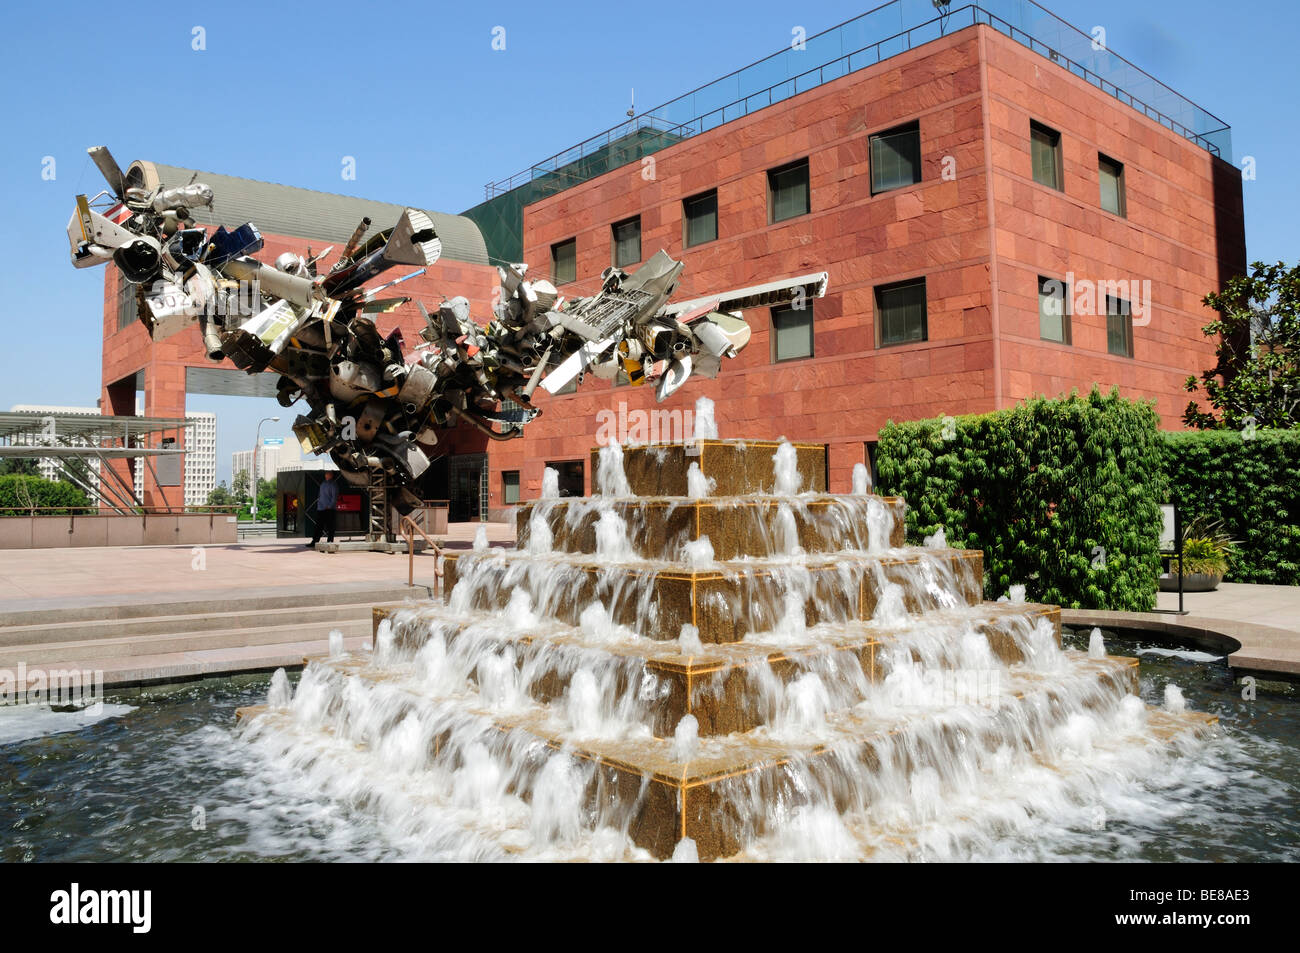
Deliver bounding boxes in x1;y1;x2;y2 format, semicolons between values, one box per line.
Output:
876;279;928;347
771;302;814;362
1099;153;1126;217
1038;275;1071;344
612;217;641;268
1106;295;1134;358
544;460;585;498
870;122;922;194
683;190;718;247
551;238;576;285
502;470;520;505
1030;121;1062;191
768;159;810;223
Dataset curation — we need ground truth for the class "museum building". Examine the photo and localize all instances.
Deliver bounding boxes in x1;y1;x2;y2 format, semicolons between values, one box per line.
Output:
101;0;1245;519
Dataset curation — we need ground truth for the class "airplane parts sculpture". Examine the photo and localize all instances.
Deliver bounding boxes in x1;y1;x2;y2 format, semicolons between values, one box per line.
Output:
68;146;828;511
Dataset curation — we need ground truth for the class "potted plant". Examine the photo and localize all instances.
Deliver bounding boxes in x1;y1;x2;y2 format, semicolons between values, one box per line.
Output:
1159;516;1237;592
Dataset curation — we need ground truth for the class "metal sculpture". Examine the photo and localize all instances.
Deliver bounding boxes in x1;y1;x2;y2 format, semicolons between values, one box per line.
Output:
67;146;827;513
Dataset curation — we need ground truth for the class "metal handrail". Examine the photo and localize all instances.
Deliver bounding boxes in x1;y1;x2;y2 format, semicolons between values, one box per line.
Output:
0;505;242;516
483;0;1230;200
399;514;445;594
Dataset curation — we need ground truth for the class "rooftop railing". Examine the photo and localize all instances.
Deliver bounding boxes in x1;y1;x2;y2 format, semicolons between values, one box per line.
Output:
483;0;1231;202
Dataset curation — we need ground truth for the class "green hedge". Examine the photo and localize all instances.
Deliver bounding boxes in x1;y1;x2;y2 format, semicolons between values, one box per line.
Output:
1162;429;1300;585
0;474;92;514
877;388;1166;611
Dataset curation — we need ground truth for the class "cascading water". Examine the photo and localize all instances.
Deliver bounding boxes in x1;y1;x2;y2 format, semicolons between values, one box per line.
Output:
541;467;560;499
693;396;719;440
232;438;1225;862
596;441;633;497
852;462;871;495
772;440;800;495
687;462;715;499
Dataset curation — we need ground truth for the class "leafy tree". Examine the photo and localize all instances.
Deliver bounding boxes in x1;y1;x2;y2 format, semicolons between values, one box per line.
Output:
0;458;39;476
205;481;233;509
0;474;91;514
1185;260;1300;430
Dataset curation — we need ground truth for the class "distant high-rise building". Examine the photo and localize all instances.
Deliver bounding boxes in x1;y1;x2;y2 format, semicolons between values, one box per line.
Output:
184;412;217;507
232;440;302;488
130;411;217;507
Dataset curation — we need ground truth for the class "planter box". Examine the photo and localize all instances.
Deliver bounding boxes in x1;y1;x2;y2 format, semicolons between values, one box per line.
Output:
1158;571;1222;593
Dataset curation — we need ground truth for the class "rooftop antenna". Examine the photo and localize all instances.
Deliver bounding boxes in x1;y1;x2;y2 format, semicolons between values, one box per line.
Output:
933;0;951;36
627;88;635;119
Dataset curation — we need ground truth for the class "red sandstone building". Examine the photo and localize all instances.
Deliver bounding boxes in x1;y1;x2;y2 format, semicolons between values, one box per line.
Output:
101;1;1244;520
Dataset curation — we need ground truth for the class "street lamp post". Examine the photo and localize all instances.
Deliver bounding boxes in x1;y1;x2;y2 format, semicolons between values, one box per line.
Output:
252;416;280;520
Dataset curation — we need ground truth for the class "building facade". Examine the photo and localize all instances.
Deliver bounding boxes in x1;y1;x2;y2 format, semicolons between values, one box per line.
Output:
99;1;1245;518
474;6;1244;507
232;441;302;488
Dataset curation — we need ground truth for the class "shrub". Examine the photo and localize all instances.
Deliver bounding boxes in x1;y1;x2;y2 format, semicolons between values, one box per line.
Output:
877;388;1166;611
1162;429;1300;584
0;474;92;514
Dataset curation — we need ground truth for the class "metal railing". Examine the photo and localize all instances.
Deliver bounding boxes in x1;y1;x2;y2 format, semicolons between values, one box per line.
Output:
399;514;445;594
484;0;1231;202
0;505;242;517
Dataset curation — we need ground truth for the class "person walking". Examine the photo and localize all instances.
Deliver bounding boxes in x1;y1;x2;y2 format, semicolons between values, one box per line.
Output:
309;470;339;548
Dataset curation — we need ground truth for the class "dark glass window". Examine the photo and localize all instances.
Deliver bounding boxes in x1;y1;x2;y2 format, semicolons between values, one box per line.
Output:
1031;121;1062;190
612;217;641;267
551;238;576;284
870;122;922;194
876;279;928;346
1038;275;1071;344
502;470;520;504
683;190;718;247
1106;295;1134;357
771;302;814;362
768;159;810;223
1099;153;1126;216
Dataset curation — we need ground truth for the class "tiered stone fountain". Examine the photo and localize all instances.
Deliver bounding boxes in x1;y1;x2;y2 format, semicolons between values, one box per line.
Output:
239;436;1217;862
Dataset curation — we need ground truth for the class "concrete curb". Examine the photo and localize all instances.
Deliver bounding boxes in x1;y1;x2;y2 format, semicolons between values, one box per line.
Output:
1061;608;1300;680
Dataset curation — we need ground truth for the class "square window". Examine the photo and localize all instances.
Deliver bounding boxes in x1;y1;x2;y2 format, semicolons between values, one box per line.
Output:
1099;153;1126;217
1106;295;1134;357
683;190;718;247
1030;121;1063;191
502;470;520;505
544;460;585;498
870;122;922;194
875;279;928;347
551;238;576;285
768;158;810;223
771;302;814;362
1038;275;1071;344
611;217;641;268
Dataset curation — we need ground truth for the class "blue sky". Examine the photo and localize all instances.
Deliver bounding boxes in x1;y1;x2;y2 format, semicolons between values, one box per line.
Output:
1;0;1294;484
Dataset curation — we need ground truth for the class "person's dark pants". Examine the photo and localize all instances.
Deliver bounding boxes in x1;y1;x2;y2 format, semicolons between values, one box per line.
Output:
310;508;337;545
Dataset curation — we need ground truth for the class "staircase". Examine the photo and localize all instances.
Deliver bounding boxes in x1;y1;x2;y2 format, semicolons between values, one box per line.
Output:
0;583;422;693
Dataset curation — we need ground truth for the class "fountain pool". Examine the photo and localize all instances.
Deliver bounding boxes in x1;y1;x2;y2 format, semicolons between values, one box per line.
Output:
0;636;1295;862
3;435;1297;862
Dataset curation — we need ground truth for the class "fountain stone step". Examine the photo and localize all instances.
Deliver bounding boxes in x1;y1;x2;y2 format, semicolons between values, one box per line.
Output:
598;439;827;497
373;601;1062;738
516;495;907;560
442;548;984;643
297;653;1209;861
